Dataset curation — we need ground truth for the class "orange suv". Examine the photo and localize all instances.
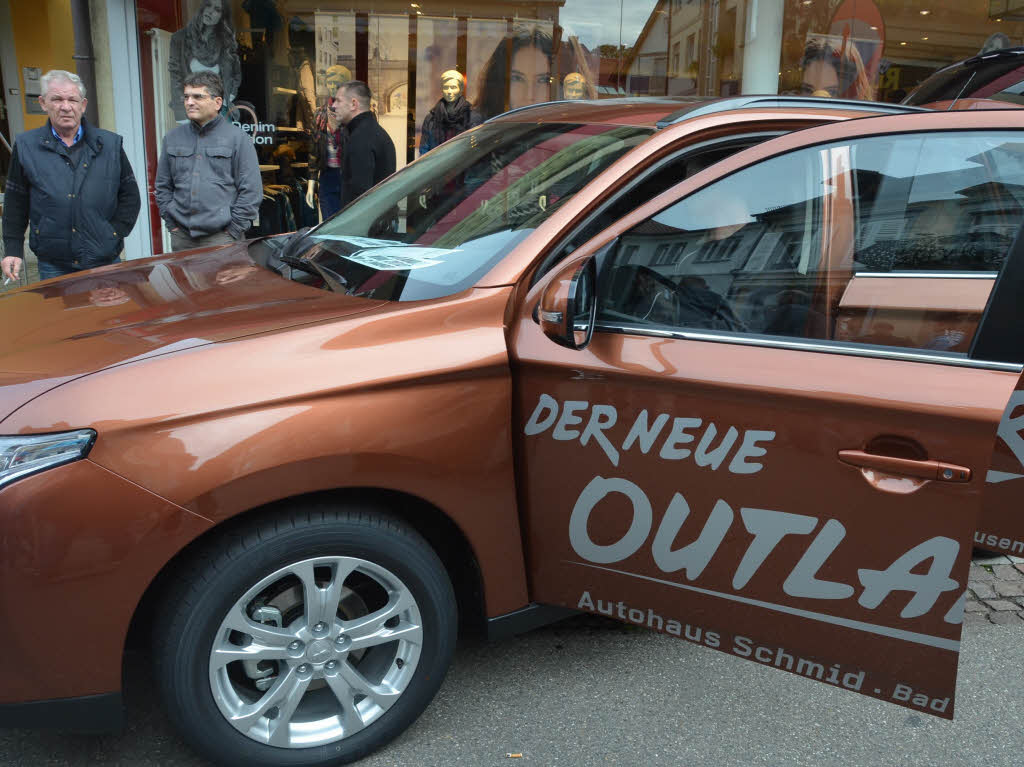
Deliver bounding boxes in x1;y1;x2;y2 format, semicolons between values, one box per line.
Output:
1;97;1023;766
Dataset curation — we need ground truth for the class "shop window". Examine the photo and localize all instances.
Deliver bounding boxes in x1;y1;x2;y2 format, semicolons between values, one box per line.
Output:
131;0;1024;258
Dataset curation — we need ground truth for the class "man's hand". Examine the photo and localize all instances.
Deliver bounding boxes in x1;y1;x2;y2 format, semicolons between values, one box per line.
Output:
2;256;23;282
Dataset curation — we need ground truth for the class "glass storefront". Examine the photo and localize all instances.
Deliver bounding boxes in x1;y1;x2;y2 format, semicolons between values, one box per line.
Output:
133;0;1023;254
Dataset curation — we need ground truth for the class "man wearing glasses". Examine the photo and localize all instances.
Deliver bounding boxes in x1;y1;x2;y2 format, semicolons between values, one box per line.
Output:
2;69;140;283
155;72;260;252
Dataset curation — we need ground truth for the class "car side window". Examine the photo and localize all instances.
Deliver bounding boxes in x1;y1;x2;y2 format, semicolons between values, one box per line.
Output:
596;130;1024;360
531;136;776;287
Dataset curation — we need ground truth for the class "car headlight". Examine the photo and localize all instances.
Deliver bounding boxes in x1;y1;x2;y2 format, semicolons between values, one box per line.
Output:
0;430;97;490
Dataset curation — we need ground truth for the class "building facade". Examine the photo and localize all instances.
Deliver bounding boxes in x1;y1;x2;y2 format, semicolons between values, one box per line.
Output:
1;0;1021;259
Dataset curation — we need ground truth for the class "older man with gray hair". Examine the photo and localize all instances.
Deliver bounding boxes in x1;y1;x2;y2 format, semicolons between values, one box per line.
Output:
2;69;140;282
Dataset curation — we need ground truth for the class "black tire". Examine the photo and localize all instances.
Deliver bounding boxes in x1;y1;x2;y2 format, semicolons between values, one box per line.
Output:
153;504;457;767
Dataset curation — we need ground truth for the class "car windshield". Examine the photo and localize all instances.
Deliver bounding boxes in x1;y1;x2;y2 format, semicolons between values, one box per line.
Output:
292;122;652;301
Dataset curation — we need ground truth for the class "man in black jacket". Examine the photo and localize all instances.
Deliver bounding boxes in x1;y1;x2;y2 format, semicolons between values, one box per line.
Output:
2;70;140;283
332;81;396;209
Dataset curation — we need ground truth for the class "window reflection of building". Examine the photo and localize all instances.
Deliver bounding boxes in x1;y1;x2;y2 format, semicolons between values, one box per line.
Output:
622;0;1022;101
368;16;409;169
626;0;745;97
607;130;1024;354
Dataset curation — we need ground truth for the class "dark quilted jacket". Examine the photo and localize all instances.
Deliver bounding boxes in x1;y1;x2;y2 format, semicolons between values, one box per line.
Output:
2;119;140;269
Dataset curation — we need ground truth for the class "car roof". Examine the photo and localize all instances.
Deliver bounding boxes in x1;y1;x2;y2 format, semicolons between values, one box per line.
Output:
485;95;927;129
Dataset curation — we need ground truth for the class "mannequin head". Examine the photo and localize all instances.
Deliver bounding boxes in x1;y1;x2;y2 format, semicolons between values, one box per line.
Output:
441;70;465;103
324;65;352;99
563;72;586;100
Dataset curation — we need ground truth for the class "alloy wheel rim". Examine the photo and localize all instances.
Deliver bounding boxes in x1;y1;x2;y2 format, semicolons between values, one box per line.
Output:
208;555;423;748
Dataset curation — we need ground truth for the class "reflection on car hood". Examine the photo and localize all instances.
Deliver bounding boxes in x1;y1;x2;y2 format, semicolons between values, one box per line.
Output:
0;244;383;420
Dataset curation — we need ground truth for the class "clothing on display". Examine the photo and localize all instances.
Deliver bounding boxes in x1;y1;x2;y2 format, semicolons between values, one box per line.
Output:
308;99;346;219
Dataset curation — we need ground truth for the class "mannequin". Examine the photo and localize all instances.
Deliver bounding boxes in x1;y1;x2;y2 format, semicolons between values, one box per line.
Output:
419;69;481;156
563;72;587;100
305;65;352;217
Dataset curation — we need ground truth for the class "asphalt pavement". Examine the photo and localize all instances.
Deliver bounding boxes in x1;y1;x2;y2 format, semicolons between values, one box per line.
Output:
2;563;1022;767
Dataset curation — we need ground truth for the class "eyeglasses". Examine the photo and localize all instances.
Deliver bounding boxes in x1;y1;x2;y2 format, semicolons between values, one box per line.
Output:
183;93;212;103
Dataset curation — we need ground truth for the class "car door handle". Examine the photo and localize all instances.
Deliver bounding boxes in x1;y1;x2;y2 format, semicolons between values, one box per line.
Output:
838;450;972;482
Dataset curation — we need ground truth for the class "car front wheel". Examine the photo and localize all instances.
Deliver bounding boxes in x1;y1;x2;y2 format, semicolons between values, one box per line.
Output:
154;506;457;767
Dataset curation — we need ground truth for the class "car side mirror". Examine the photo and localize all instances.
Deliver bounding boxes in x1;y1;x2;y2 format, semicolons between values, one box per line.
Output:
539;256;598;350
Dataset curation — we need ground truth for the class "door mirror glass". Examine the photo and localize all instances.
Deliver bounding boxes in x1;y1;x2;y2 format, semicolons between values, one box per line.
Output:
539;256;598;350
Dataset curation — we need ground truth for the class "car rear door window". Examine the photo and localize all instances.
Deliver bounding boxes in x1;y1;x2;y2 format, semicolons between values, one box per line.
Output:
596;131;1024;363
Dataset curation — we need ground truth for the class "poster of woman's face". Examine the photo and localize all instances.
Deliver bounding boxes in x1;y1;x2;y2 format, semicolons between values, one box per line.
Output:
475;22;556;120
168;0;242;119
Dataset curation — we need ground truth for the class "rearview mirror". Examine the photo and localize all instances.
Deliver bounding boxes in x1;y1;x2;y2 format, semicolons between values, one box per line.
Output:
539;256;597;350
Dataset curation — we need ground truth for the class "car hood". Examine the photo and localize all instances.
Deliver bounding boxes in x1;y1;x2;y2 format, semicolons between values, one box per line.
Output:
0;245;382;419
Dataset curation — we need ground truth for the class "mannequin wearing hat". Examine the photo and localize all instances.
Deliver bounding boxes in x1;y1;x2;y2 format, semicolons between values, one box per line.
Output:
419;69;482;156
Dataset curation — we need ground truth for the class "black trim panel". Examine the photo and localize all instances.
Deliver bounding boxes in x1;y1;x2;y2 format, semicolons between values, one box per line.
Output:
487;604;579;641
972;222;1024;365
0;692;123;733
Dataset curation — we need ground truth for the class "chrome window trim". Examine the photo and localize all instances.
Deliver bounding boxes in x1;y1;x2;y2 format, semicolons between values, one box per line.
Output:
853;271;998;279
592;322;1023;372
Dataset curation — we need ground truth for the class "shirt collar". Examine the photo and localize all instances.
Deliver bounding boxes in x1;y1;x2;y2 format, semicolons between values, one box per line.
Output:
50;121;83;146
191;114;223;134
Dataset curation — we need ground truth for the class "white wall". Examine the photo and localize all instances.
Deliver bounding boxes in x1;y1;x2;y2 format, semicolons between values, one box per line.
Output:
105;0;153;259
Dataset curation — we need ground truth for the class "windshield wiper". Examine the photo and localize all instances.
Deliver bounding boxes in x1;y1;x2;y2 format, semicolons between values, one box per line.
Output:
253;227;321;280
279;252;322;277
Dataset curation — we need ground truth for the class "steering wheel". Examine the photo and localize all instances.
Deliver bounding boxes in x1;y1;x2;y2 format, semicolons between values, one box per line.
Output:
611;264;747;332
610;264;683;325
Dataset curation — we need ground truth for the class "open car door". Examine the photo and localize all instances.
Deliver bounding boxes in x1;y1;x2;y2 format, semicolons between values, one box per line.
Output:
510;110;1024;718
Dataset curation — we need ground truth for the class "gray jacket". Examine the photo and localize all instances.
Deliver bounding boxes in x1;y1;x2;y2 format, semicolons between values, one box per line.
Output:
155;115;261;239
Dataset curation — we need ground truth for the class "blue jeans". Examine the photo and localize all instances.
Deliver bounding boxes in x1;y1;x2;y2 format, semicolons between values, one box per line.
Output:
36;259;73;281
36;258;118;281
319;168;343;220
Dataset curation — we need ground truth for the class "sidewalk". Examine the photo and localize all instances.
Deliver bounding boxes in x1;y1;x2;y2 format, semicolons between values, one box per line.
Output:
965;553;1024;626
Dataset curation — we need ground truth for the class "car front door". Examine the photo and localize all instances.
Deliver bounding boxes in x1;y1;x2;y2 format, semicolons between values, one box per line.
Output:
510;110;1024;718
